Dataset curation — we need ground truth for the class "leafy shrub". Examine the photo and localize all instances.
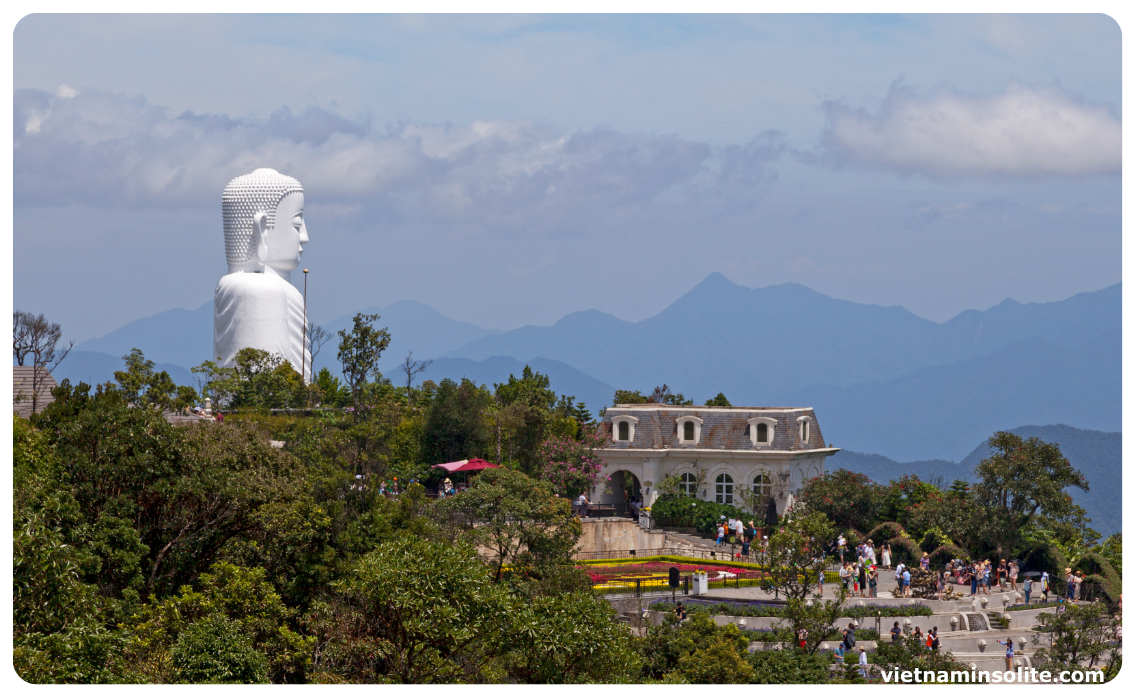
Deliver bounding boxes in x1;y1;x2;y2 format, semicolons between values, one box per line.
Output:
747;649;831;684
1074;553;1118;583
172;614;269;683
741;628;877;643
868;522;905;546
649;494;763;534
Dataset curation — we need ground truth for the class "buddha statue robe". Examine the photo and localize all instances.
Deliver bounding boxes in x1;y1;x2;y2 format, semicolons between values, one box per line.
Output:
214;271;309;377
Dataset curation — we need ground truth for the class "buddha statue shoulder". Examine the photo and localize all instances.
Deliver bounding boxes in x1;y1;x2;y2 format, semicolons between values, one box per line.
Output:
213;168;310;379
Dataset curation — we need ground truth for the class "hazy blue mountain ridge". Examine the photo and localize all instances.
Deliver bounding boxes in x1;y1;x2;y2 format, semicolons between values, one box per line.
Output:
799;325;1120;461
829;424;1121;537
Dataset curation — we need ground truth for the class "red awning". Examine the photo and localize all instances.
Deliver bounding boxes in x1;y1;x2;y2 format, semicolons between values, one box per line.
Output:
432;458;499;473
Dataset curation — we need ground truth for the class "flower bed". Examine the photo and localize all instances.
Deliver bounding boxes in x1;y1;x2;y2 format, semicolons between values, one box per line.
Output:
584;561;749;582
648;599;933;618
1006;603;1056;612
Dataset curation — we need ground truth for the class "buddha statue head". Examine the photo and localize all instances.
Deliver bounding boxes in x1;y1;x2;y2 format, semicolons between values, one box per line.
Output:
222;168;308;278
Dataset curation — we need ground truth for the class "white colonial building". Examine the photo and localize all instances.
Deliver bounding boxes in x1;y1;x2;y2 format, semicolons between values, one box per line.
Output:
594;404;839;518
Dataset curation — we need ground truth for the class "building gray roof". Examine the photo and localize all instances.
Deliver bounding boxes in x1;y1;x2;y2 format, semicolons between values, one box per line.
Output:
13;365;58;417
599;404;829;451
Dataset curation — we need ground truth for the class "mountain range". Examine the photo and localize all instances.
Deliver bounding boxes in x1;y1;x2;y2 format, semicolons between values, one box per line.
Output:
62;273;1120;464
828;424;1121;537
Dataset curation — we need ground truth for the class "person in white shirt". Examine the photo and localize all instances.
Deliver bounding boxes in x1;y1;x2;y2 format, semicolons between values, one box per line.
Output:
858;647;869;680
896;563;906;594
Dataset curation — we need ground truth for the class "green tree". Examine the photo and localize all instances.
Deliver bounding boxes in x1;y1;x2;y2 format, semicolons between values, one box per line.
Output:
423;377;493;466
306;535;511;683
1033;602;1120;680
171;614;270;683
313;367;350;407
126;562;312;683
747;648;831;684
114;348;178;410
493;366;557;473
973;431;1089;560
764;508;835;600
441;467;582;582
640;612;752;682
704;392;732;407
336;313;391;419
797;469;882;535
781;595;847;652
502;591;641;683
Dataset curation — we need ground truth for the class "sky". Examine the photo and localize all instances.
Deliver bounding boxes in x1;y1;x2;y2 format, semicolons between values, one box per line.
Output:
12;13;1123;343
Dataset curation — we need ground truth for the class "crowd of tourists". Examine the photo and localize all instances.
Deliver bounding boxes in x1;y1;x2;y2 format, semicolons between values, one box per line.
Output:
714;516;765;559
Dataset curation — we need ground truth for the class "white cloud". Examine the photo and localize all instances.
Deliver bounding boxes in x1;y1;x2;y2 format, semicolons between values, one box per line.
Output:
822;83;1121;178
14;88;777;237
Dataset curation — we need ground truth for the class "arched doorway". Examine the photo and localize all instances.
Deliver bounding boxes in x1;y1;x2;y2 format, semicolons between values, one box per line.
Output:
601;470;642;509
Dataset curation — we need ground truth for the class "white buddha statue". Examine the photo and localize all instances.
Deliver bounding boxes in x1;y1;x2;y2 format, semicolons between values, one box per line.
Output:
213;168;310;380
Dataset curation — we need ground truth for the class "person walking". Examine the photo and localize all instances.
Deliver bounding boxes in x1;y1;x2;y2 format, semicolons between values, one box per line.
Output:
840;563;850;594
576;491;590;518
869;566;878;598
859;563;867;597
837;533;847;563
1023;573;1033;605
882;543;892;569
742;523;753;559
858;647;869;680
716;521;725;546
818;569;826;597
997;559;1008;590
969;562;978;596
1041;571;1050;603
1065;568;1074;600
1074;571;1084;601
896;563;905;595
902;567;912;597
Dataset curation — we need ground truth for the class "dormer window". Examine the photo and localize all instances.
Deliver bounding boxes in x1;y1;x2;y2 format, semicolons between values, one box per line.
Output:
747;416;778;448
611;414;639;443
675;415;704;445
797;416;811;444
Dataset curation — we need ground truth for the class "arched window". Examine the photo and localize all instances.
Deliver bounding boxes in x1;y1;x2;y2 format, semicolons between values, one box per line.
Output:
683;421;695;441
618;421;629;441
680;472;697;496
755;422;769;443
753;471;772;499
715;473;733;504
798;417;810;443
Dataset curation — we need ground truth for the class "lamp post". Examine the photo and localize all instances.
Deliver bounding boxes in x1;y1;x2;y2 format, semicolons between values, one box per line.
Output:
302;269;309;386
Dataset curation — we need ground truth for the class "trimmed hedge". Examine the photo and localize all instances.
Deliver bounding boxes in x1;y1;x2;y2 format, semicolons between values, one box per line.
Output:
1020;543;1066;577
867;522;905;546
1081;574;1121;607
928;544;969;566
887;536;922;567
1074;552;1118;582
649;601;933;618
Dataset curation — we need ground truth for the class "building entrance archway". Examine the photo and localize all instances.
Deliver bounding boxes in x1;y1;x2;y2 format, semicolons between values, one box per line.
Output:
601;470;642;509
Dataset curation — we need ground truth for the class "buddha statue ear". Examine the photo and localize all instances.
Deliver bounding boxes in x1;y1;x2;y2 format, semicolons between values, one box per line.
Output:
253;212;270;266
